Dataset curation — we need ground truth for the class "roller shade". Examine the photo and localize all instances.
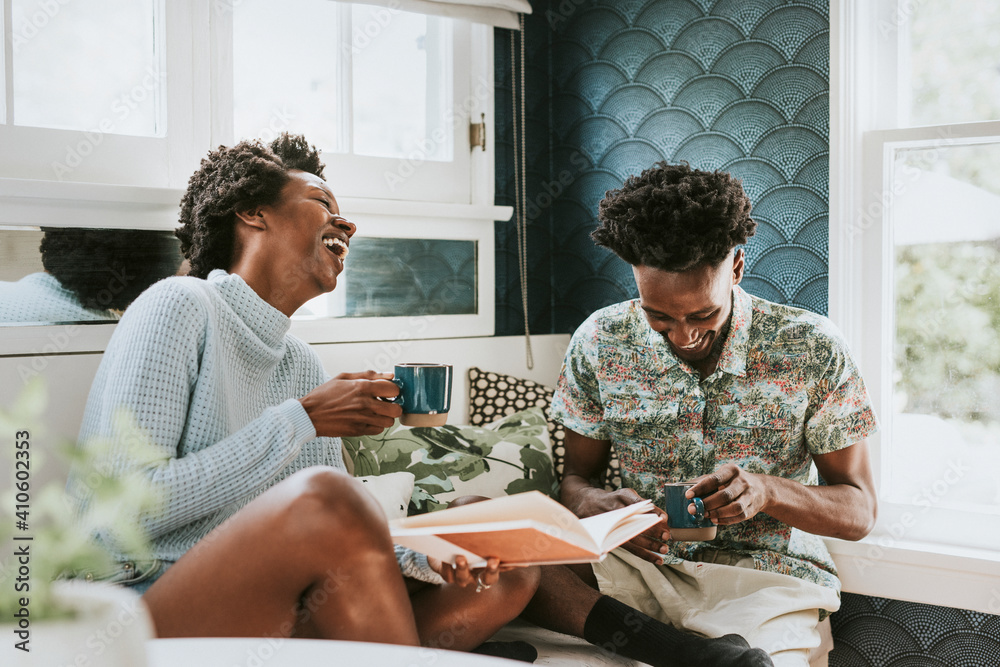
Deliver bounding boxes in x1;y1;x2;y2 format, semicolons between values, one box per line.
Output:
348;0;531;29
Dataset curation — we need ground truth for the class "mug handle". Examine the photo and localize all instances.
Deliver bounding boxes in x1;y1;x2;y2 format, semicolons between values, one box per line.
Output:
388;377;404;405
690;497;706;522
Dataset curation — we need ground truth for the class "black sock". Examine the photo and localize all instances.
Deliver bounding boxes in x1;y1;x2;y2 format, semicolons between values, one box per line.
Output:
472;640;538;663
582;595;773;667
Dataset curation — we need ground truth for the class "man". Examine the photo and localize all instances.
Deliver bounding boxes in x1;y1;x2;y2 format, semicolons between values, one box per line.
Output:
547;162;878;666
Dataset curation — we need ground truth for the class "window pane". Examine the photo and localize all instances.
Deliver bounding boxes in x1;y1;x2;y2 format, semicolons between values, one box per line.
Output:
892;143;1000;512
12;0;162;135
904;0;1000;126
233;0;343;152
295;238;476;319
351;5;453;161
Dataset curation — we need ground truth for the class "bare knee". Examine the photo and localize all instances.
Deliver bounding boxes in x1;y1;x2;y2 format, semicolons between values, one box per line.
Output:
500;565;541;608
282;467;391;548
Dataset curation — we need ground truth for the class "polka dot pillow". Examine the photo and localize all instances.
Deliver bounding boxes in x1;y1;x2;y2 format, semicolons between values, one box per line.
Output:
467;367;621;490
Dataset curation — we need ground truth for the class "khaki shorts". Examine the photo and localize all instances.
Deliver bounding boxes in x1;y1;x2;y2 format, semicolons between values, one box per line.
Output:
593;548;841;667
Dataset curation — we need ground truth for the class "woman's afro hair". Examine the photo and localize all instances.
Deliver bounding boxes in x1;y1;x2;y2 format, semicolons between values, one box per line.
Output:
40;228;183;310
592;162;756;272
176;133;325;279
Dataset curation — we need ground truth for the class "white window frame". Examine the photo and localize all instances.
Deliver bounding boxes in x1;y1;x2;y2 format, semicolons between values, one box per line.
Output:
214;1;481;204
0;0;508;353
829;0;1000;614
0;0;208;188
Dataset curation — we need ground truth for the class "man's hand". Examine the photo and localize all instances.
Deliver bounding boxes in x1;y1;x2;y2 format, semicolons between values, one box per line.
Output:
687;463;772;526
299;371;403;437
564;484;670;564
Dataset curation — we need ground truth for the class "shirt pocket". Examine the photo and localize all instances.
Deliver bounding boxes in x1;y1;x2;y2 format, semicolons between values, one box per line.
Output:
603;395;681;438
604;394;679;458
714;402;801;466
602;394;682;470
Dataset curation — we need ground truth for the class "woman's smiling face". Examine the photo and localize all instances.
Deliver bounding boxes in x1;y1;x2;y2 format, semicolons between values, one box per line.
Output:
257;169;355;305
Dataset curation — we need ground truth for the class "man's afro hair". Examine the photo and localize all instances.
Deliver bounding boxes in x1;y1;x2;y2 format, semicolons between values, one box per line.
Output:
592;162;756;272
176;133;325;279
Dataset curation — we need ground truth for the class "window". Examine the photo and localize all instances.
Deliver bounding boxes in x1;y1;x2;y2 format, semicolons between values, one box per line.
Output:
220;0;496;337
833;0;1000;558
0;0;508;346
0;0;199;186
11;0;164;136
226;0;475;203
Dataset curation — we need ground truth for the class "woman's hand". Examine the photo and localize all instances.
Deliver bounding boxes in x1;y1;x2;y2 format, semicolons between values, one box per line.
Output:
429;556;502;589
300;371;403;437
687;463;772;526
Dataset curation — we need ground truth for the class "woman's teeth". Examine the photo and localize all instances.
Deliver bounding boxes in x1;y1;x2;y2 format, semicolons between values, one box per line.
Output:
323;237;349;258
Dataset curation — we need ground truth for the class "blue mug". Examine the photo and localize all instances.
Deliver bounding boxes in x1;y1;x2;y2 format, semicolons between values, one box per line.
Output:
663;482;717;541
391;363;452;427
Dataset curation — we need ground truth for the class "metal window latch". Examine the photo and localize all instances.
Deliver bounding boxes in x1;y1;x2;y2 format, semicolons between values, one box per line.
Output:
470;113;486;151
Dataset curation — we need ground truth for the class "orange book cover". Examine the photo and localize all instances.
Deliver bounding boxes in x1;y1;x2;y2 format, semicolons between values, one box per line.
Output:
390;491;660;567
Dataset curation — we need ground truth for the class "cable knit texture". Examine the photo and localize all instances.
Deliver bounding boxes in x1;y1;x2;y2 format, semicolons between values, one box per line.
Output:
72;269;439;584
0;272;118;323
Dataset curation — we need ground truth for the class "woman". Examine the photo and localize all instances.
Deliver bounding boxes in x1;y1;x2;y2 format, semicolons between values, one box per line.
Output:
69;134;538;649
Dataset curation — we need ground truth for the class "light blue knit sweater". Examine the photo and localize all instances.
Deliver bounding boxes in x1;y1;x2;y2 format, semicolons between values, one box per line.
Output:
73;269;438;583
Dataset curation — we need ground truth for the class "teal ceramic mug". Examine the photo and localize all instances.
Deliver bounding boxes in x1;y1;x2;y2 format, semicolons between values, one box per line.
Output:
663;482;717;541
391;363;453;427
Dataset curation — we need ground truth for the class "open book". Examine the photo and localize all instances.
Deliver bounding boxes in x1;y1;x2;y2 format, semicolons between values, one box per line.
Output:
390;491;661;567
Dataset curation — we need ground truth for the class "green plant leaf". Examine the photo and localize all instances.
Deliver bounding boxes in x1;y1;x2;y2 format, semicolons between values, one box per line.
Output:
353;448;380;477
517;445;558;495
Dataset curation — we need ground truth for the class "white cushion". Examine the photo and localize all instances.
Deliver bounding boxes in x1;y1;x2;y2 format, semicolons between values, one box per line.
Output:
354;471;415;520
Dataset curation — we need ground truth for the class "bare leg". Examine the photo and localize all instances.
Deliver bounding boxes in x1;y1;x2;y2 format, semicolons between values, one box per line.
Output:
143;467;419;644
411;494;541;651
521;563;599;636
410;566;540;651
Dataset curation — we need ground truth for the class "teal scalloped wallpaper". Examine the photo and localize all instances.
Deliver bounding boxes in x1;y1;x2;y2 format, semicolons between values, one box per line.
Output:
496;0;830;334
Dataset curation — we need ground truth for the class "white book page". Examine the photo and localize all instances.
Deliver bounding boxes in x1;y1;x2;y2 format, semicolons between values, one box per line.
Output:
395;491;594;544
578;500;656;547
393;534;488;568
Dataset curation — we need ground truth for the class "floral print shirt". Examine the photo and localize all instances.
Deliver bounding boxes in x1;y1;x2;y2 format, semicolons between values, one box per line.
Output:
551;285;878;591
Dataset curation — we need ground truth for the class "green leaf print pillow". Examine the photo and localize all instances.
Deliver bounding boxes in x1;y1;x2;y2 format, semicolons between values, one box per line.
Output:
343;407;558;515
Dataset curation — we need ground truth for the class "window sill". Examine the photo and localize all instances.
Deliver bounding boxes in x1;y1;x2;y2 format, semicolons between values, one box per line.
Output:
825;536;1000;614
0;177;182;230
0;177;514;230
